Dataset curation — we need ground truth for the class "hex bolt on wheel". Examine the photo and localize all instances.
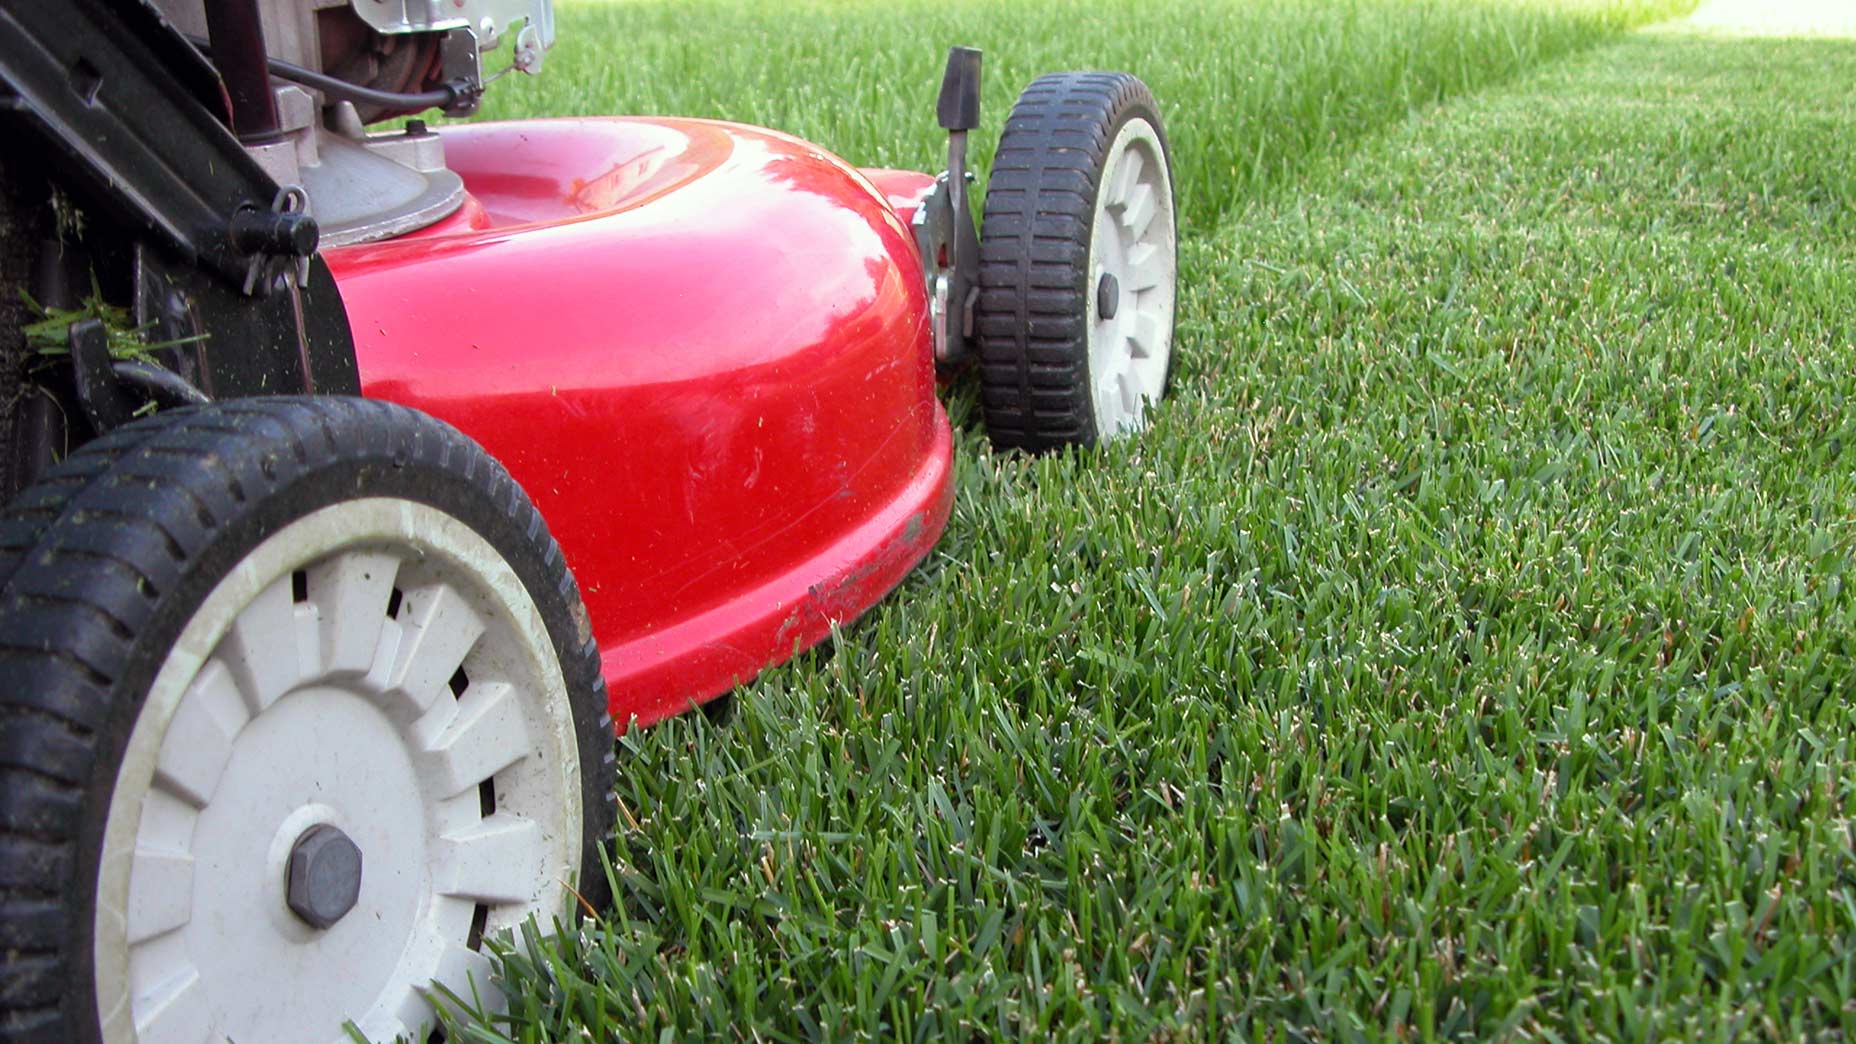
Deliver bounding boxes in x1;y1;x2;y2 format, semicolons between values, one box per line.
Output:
0;398;617;1044
1096;272;1121;321
976;71;1177;452
287;824;365;930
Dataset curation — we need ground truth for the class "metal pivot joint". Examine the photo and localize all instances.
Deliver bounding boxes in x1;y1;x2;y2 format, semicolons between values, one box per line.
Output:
234;185;318;296
914;45;984;367
230;205;317;257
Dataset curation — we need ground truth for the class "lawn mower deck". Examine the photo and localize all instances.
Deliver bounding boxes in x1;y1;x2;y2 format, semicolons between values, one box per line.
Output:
327;117;955;725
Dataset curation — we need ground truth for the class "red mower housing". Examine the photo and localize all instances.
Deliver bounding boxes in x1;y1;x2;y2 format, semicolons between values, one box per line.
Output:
327;118;953;726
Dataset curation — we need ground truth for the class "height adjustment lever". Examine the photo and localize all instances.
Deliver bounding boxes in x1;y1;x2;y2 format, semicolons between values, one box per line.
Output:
937;46;982;132
914;46;984;366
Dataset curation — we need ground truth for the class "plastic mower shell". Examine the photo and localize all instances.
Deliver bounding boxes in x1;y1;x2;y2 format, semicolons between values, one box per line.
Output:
324;117;954;727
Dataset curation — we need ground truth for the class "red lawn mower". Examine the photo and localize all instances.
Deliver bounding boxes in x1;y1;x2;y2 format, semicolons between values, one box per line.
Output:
0;1;1176;1039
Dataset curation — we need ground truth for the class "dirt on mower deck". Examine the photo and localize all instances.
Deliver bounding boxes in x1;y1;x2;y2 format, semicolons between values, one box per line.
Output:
1681;0;1856;35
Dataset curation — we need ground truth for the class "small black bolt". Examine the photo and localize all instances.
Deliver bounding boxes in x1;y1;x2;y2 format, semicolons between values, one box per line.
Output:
286;824;363;930
1097;272;1121;321
405;118;429;136
230;208;319;257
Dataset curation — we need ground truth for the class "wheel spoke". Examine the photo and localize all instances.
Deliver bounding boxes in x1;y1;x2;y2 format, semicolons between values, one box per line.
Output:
220;577;300;714
1125;242;1166;293
1119;182;1156;242
381;583;487;720
1117;370;1142;417
135;786;199;852
353;1010;412;1044
425;681;533;797
1128;313;1163;361
416;943;502;1019
1095;348;1131;426
436;813;546;904
309;550;401;677
126;847;193;944
363;616;406;706
1108;147;1145;210
1097;350;1129;393
294;597;322;686
154;659;245;808
132;967;210;1044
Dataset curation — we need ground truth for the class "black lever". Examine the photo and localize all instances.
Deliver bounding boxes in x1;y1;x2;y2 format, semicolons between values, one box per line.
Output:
937;46;982;131
68;319;133;435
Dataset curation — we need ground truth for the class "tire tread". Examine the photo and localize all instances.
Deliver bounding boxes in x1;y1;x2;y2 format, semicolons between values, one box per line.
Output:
975;72;1169;452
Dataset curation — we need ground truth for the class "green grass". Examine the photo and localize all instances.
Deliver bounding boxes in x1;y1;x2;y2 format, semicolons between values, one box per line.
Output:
465;3;1856;1039
479;0;1690;231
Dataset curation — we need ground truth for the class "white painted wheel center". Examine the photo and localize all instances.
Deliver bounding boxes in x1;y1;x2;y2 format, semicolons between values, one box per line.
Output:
1086;115;1177;438
93;499;586;1044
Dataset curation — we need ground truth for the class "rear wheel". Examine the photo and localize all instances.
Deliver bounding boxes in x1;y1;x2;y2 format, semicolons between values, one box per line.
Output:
976;72;1178;451
0;398;616;1043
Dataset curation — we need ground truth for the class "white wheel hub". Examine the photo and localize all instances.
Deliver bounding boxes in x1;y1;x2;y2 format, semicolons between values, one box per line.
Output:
1086;115;1177;438
93;498;586;1044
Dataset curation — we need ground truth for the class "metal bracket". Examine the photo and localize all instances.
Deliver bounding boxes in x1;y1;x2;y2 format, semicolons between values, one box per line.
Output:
131;242;361;401
67;318;133;435
916;46;984;367
67;315;212;437
438;28;485;117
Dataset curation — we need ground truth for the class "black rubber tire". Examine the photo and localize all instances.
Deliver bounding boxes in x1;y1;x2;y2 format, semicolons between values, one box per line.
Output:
0;397;617;1043
975;72;1176;453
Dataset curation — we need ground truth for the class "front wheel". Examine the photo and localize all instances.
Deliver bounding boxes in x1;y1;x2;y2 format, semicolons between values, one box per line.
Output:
976;72;1178;452
0;398;617;1043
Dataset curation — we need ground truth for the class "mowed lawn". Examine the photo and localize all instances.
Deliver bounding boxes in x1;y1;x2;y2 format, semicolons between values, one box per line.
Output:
466;2;1856;1039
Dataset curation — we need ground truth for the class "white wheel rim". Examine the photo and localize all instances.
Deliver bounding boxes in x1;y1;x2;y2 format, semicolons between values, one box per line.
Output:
1086;115;1177;438
93;498;586;1044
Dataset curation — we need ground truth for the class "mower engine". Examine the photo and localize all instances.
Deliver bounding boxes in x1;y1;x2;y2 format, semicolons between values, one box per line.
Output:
154;0;553;245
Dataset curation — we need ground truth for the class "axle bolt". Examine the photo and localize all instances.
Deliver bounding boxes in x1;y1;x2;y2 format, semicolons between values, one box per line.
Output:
230;208;319;257
1097;272;1120;321
285;824;363;930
